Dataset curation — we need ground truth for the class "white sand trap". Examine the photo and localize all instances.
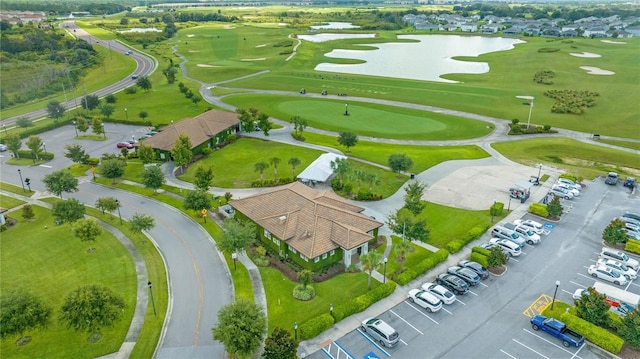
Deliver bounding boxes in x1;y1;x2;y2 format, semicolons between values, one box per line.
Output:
197;64;218;68
601;39;626;44
569;52;601;58
224;25;235;29
186;34;195;38
580;66;615;75
241;58;266;61
278;23;287;27
189;50;200;53
255;44;268;48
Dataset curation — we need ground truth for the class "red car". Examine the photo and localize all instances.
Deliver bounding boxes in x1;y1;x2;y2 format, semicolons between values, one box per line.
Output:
116;142;134;149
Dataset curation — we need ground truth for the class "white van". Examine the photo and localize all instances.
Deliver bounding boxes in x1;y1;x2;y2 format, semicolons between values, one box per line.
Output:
361;317;399;347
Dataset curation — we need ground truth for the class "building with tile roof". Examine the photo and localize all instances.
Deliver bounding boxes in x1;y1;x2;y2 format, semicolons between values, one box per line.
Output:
141;109;239;160
231;182;383;270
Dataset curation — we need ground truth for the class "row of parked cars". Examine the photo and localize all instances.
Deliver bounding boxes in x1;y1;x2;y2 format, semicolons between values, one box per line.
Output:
548;177;582;200
615;211;640;242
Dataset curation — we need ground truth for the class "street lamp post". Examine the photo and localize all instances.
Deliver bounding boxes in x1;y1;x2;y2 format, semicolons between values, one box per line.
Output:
232;252;237;270
115;199;123;225
72;120;78;136
125;108;128;122
42;143;47;156
537;163;542;182
507;195;512;212
17;169;25;192
148;281;157;315
344;103;349;116
294;322;298;341
3;124;7;134
516;95;535;130
551;280;560;310
491;199;496;223
102;123;106;139
383;257;388;283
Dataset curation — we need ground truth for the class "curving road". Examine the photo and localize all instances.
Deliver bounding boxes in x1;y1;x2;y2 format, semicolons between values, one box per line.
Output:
0;20;157;126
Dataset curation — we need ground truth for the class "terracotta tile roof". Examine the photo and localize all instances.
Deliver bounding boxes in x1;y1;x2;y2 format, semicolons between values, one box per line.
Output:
231;182;382;259
142;109;239;151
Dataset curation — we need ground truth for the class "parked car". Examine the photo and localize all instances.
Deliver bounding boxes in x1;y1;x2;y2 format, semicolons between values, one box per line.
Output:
588;265;628;285
436;273;469;295
447;266;480;286
548;186;574;199
623;177;636;188
552;183;580;197
503;223;540;245
530;315;584;347
557;178;582;190
513;219;544;235
625;223;640;235
596;259;637;280
599;247;640;271
0;144;7;152
420;282;456;305
146;131;158;136
116;142;134;149
616;216;640;227
623;212;640;222
479;241;510;258
489;238;522;257
408;289;443;313
360;317;399;347
605;172;619;185
458;260;489;279
572;288;585;301
138;134;153;141
491;225;525;246
627;230;640;242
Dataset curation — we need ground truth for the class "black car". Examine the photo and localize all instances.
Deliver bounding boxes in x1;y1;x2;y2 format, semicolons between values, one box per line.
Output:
447;266;480;286
436;273;468;295
624;177;636;188
459;260;489;280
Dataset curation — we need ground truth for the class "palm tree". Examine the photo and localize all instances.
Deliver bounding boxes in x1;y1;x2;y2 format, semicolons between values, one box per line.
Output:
393;240;415;272
254;162;269;181
351;169;367;192
288;157;301;178
365;172;381;191
361;251;383;290
330;158;350;186
269;157;281;181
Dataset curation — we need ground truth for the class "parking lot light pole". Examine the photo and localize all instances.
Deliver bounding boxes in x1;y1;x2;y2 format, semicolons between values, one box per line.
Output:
537;163;542;181
491;199;496;223
115;199;123;225
148;281;156;315
18;169;25;192
344;103;349;116
102;123;106;139
73;121;78;136
551;280;560;310
42;142;47;156
383;257;388;283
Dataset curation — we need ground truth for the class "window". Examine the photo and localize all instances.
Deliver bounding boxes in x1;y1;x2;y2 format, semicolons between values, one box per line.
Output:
322;253;327;259
300;253;308;262
272;237;279;245
314;256;320;263
264;229;271;239
330;250;335;256
289;245;297;254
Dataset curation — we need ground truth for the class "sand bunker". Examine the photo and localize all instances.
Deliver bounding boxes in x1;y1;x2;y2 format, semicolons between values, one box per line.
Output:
580;66;615;75
189;50;200;53
186;34;195;38
241;58;266;61
197;64;217;68
570;52;601;58
255;44;268;48
601;39;626;44
224;25;235;29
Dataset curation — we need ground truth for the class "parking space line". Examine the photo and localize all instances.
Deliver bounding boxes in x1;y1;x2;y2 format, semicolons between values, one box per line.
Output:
456;298;466;305
500;349;517;359
561;289;575;296
441;307;453;315
333;340;355;359
392;307;432;330
356;328;391;357
510;258;520;262
512;338;549;359
320;347;334;359
479;282;489;288
572;343;586;359
399;338;408;346
467;289;478;296
523;329;584;359
570;281;587;288
577;273;594;281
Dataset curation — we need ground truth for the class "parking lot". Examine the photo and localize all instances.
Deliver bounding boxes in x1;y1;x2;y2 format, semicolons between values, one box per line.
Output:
307;178;637;359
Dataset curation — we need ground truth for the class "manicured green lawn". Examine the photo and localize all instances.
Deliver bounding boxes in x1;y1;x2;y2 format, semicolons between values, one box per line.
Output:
260;267;377;332
303;132;489;173
492;138;640;180
0;206;136;359
421;202;494;248
374;235;432;277
224;94;493;140
597;138;640;151
0;195;25;209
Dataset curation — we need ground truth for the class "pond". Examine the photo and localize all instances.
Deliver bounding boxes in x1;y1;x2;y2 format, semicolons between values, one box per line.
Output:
311;34;525;83
297;33;376;43
310;22;360;30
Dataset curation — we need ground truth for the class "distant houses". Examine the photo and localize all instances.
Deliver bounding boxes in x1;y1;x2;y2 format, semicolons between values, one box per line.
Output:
402;13;638;38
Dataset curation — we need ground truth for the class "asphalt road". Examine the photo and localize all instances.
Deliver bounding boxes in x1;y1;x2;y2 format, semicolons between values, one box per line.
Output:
308;180;639;359
0;20;157;125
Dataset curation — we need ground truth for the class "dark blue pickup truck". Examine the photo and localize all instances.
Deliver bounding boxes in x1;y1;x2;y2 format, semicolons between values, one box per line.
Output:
530;315;584;347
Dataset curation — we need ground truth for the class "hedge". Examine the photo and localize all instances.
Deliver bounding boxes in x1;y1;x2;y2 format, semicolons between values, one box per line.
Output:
470;252;488;268
625;240;640;255
471;246;491;257
446;225;490;254
331;282;397;322
560;312;624;354
16;150;54;161
529;203;549;217
397;249;449;285
299;313;334;340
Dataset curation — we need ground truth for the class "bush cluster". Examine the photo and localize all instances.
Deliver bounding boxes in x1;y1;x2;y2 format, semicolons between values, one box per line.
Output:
625;239;640;255
331;282;397;322
299;313;334;340
544;89;599;115
470;252;489;268
538;48;560;53
251;178;294;188
529;203;549;217
396;249;449;285
16;150;54;160
445;224;490;254
354;191;382;201
559;312;624;354
533;70;555;85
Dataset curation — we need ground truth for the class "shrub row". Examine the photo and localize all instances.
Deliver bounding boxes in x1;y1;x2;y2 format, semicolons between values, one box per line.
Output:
300;282;397;339
445;224;490;254
16;150;54;160
470;252;489;268
625;239;640;255
529;203;549;217
396;248;449;285
560;312;624;354
250;178;295;188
